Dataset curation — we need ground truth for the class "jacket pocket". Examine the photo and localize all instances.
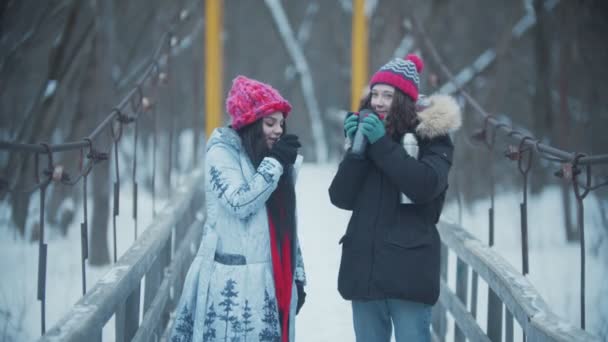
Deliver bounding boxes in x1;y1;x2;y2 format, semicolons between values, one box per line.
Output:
385;230;432;249
385;209;433;249
337;234;366;300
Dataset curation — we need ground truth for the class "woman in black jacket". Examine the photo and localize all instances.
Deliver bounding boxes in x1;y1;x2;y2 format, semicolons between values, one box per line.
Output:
329;54;461;342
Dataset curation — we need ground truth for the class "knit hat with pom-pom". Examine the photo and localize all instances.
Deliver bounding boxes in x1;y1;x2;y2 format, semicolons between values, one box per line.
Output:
226;75;292;130
369;54;424;101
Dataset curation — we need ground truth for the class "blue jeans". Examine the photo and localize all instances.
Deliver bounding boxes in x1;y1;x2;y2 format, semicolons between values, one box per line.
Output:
352;299;432;342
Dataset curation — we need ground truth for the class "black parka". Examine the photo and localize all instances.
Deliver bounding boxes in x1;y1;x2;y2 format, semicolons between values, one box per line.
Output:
328;94;461;305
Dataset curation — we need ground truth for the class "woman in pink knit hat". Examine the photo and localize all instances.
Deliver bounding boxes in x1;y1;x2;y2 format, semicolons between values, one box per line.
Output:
330;54;462;342
170;75;307;342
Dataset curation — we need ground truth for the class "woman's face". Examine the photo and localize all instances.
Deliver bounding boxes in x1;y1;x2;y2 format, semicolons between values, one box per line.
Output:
370;84;395;118
262;112;285;148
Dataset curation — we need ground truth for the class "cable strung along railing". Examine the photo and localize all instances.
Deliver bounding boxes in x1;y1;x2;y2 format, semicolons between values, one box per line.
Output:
406;9;607;342
0;0;203;339
40;169;205;342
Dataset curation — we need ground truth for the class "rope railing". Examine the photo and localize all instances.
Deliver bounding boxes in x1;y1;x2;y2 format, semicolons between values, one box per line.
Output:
0;0;202;336
0;41;170;197
410;8;606;335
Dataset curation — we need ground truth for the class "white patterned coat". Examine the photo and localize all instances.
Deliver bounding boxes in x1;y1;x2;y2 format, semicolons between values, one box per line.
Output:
170;127;306;342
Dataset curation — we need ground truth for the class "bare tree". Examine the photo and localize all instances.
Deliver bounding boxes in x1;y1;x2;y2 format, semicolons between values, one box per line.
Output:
1;0;91;236
532;0;553;137
557;1;578;241
87;0;117;265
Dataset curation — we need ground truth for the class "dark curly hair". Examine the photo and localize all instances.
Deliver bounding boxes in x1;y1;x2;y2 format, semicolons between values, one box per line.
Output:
359;86;419;140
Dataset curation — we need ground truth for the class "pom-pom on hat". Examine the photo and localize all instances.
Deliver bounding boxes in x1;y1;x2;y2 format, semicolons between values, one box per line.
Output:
369;53;424;101
226;75;292;130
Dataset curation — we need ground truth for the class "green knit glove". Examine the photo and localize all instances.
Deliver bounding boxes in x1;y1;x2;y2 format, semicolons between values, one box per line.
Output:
343;112;359;140
360;114;386;144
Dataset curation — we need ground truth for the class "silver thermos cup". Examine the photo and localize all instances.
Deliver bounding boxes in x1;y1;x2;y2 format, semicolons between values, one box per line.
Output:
350;109;375;156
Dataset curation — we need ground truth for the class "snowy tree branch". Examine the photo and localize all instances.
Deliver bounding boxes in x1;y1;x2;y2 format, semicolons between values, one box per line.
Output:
438;0;561;95
296;3;318;45
264;0;328;162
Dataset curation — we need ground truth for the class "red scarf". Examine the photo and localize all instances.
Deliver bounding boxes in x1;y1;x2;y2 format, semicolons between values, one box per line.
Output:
268;214;293;342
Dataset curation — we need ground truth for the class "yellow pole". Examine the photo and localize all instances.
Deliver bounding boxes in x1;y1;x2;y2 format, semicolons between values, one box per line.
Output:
205;0;223;138
351;0;368;111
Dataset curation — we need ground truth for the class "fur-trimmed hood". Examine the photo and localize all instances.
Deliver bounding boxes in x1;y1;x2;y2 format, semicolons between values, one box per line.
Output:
415;94;462;139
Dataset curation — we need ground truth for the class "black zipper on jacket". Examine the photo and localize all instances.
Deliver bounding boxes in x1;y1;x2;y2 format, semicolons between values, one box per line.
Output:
366;172;383;296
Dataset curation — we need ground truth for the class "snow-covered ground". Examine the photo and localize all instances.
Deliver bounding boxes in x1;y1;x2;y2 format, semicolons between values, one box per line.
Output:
1;163;606;341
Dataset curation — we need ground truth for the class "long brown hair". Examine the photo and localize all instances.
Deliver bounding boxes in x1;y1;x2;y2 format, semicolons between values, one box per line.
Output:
359;86;419;140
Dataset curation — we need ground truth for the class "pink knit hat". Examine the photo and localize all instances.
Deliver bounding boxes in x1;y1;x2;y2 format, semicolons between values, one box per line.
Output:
369;54;424;101
225;75;292;130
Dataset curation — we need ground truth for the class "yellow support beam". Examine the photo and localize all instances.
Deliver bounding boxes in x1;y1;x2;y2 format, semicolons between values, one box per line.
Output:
351;0;369;111
205;0;223;138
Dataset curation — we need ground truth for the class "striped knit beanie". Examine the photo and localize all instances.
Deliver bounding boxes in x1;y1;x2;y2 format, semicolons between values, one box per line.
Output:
369;54;424;101
226;75;292;130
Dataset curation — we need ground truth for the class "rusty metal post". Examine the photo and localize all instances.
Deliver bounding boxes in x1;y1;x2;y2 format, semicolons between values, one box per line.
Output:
572;155;591;329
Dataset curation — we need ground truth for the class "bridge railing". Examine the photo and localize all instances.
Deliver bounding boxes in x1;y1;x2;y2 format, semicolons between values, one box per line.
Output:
411;11;608;338
432;221;599;342
39;168;205;342
36;171;601;342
